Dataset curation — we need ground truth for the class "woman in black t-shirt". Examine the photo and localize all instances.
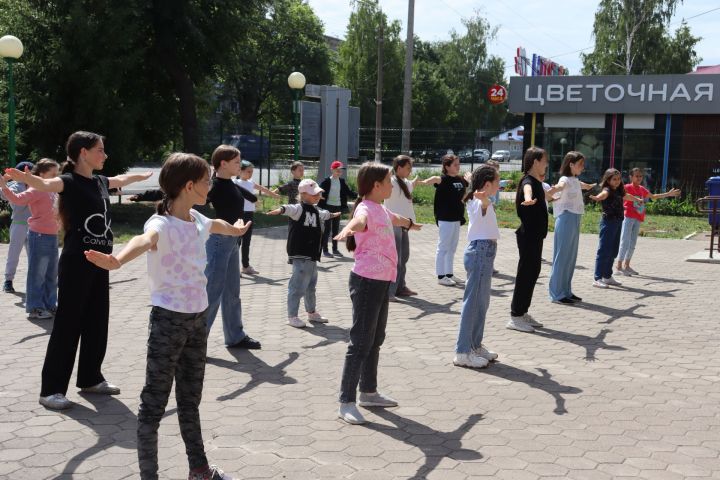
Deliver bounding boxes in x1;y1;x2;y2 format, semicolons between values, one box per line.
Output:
5;131;152;410
425;154;469;287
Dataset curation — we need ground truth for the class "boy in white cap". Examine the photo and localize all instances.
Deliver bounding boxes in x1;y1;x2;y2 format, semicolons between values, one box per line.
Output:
267;179;341;328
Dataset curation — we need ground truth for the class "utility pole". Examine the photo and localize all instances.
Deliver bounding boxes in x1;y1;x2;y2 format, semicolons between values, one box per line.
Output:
400;0;415;155
374;22;384;163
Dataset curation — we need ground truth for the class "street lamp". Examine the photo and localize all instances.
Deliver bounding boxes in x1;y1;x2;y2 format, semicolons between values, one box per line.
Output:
287;71;306;161
0;35;23;167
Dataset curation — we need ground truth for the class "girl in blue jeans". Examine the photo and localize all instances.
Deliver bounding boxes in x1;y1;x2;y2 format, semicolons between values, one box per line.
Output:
454;165;501;369
590;169;642;289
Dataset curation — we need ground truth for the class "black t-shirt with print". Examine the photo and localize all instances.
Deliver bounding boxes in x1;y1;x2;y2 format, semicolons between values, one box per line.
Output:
60;173;114;254
515;175;548;239
601;187;624;220
433;175;468;224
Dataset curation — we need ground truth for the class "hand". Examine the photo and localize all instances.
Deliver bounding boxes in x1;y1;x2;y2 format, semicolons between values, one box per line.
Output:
473;189;489;201
520;198;537;206
266;209;281;216
331;212;342;218
138;171;153;180
84;250;122;270
463;171;472;183
334;227;357;241
589;195;599;202
4;166;31;182
233;219;251;235
409;222;422;231
669;188;681;197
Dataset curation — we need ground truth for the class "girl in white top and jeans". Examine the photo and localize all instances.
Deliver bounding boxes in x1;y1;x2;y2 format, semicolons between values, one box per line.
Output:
548;151;595;304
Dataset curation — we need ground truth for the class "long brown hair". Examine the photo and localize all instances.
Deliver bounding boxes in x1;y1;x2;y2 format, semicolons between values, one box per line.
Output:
441;154;458;175
346;162;391;252
31;158;60;176
392;155;413;200
157;153;211;215
598;168;626;197
58;131;105;231
516;146;546;196
463;165;499;202
559;151;585;177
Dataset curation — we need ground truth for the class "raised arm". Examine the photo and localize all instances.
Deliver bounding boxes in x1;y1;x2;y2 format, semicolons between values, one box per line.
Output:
3;168;64;193
107;171;153;189
649;188;681;200
390;212;422;230
0;179;31;206
589;190;609;202
580;181;597;191
417;175;441;186
84;230;159;270
254;183;281;198
209;218;252;236
334;214;367;241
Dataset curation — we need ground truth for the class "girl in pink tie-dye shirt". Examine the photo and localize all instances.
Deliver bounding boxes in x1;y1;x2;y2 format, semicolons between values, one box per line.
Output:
333;162;421;425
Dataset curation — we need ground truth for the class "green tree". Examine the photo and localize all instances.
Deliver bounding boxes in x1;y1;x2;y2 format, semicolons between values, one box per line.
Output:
335;0;404;127
582;0;701;75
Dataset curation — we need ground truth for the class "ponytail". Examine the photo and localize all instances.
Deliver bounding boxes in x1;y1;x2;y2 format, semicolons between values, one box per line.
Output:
156;194;171;215
61;158;76;174
392;155;413;200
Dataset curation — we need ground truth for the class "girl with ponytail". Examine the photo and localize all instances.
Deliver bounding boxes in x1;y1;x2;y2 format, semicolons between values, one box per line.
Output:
5;131;152;411
333;162;421;425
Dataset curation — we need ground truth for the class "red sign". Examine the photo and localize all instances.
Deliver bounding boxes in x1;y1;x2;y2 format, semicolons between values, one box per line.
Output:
488;84;507;105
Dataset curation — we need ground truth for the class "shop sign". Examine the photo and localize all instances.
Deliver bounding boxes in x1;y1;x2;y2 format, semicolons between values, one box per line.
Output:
488;84;507;104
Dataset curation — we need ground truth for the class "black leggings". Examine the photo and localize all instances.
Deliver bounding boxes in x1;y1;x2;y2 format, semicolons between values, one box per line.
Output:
41;253;110;396
239;211;255;268
321;205;342;251
510;231;544;317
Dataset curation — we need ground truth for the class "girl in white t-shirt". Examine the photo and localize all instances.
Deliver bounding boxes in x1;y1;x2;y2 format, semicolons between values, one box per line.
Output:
384;155;432;299
85;153;249;480
234;160;280;275
548;151;595;304
454;165;501;369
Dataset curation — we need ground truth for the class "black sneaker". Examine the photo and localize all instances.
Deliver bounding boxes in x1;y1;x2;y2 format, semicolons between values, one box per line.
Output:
322;250;333;258
3;281;14;293
227;336;261;350
332;249;344;258
569;294;582;302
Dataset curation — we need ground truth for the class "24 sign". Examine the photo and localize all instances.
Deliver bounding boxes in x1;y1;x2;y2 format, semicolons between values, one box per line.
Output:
488;84;507;105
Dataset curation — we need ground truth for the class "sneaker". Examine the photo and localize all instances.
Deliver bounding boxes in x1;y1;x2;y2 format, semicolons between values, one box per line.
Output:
332;249;344;258
625;266;639;275
438;276;455;286
188;464;238;480
619;268;633;276
227;336;262;349
39;393;72;410
28;308;53;320
322;250;333;258
472;345;498;362
569;294;582;302
307;312;328;323
288;316;306;328
603;276;622;286
396;286;417;296
338;402;367;424
523;313;544;328
552;297;575;304
241;266;259;275
453;352;489;369
358;391;398;407
3;280;14;293
81;381;120;395
449;275;465;286
592;279;609;289
506;316;535;333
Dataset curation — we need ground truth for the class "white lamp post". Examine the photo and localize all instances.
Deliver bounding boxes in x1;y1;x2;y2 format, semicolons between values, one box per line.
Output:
287;72;306;161
0;35;24;167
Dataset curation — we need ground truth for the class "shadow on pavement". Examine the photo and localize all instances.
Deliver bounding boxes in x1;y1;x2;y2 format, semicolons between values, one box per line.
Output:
535;327;627;361
367;409;483;480
562;301;654;325
616;284;681;300
207;350;299;401
301;323;348;349
482;364;582;415
400;296;462;321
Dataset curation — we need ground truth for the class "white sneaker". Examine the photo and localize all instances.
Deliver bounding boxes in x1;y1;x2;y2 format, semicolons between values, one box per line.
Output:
28;308;53;320
39;393;72;410
287;316;306;328
307;312;328;323
338;402;367;424
241;266;259;275
438;277;455;286
506;316;535;333
449;276;465;286
358;391;398;407
603;276;622;286
523;313;544;328
625;266;639;275
453;353;489;368
472;345;498;361
592;279;609;289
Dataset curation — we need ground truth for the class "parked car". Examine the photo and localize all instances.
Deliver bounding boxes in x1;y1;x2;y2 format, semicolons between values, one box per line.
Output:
473;149;490;162
459;149;473;162
491;150;511;162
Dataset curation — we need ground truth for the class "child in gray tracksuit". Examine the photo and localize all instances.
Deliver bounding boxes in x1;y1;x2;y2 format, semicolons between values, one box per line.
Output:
1;161;34;293
267;179;340;329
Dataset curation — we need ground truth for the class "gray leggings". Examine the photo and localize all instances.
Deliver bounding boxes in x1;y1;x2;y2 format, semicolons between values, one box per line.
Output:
4;222;28;281
137;307;209;479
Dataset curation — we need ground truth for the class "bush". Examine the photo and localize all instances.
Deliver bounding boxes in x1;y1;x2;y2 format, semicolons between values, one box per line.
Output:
644;197;704;217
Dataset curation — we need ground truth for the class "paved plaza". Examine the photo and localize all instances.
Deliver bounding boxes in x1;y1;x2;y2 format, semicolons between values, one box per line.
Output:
1;225;719;479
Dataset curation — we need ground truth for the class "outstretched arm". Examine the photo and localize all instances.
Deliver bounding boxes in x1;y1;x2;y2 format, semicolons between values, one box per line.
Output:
107;171;153;189
84;230;159;270
254;183;281;198
334;214;367;241
3;167;64;193
650;188;681;200
589;190;609;202
520;183;537;206
209;218;252;236
580;181;597;191
390;212;422;230
418;176;441;186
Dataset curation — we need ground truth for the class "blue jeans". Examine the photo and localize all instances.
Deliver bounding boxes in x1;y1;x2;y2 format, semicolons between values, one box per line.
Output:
617;217;641;262
548;212;581;301
339;272;390;403
594;218;622;280
456;240;496;354
388;226;409;296
26;231;58;312
287;259;318;317
436;221;460;276
204;234;245;345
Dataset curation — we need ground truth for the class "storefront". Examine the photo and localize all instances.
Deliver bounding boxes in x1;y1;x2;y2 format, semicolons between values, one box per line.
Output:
508;73;720;194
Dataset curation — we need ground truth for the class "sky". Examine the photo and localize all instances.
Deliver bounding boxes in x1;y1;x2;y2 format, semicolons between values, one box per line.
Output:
306;0;720;77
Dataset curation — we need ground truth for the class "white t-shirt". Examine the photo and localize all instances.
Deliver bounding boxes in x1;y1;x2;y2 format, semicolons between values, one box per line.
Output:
466;199;499;241
553;176;584;216
384;176;416;222
234;178;257;212
144;209;213;313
